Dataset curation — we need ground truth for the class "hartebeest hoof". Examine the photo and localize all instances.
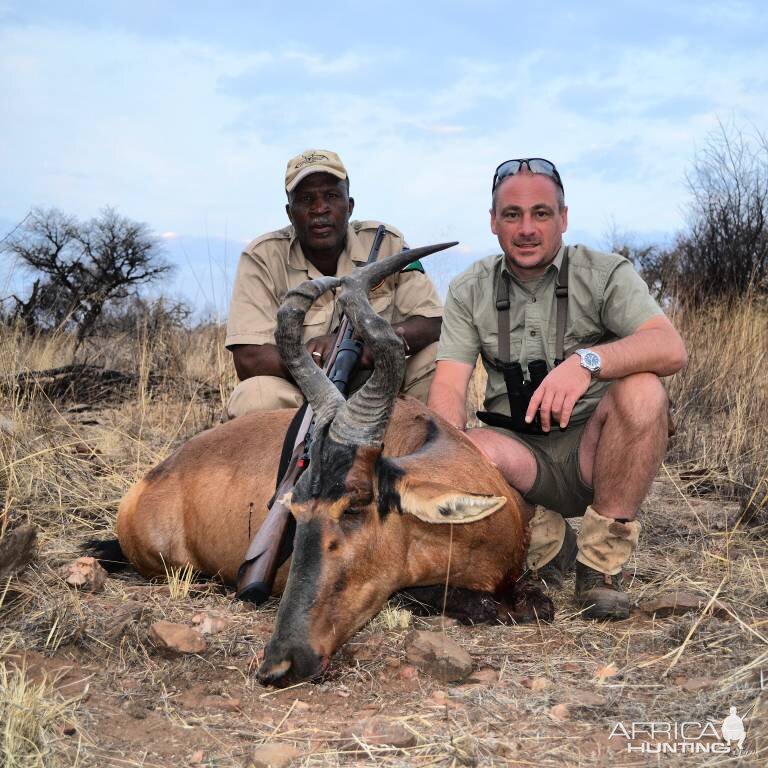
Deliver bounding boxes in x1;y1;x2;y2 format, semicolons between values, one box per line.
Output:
497;579;555;624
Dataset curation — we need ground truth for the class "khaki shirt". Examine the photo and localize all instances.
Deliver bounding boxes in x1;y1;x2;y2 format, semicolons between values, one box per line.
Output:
437;244;665;424
225;220;443;348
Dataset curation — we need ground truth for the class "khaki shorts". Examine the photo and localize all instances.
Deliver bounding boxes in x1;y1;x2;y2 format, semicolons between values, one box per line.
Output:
487;420;594;519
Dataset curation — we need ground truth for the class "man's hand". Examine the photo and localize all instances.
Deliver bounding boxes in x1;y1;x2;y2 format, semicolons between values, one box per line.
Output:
305;334;338;367
525;355;591;431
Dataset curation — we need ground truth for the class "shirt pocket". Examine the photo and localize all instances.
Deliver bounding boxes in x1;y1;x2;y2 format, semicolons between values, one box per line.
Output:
369;284;395;321
301;304;333;343
565;313;604;350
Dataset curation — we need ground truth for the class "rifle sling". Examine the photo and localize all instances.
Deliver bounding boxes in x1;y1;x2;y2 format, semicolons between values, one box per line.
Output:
269;402;309;508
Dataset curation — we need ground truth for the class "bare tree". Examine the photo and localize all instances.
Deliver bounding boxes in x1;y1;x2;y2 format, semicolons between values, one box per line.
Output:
603;223;681;302
3;207;172;345
677;121;768;301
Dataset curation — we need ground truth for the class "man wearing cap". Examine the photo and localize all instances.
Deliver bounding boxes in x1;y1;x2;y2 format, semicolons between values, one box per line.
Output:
428;158;687;620
225;150;443;417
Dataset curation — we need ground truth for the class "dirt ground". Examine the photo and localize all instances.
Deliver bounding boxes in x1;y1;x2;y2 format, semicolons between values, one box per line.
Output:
2;400;767;768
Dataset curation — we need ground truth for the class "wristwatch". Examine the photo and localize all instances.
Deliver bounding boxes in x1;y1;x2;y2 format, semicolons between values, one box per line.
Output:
575;348;602;378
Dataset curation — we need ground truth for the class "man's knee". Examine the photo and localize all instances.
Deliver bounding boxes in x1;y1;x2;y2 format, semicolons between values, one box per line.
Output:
226;376;304;418
401;342;438;404
607;373;668;427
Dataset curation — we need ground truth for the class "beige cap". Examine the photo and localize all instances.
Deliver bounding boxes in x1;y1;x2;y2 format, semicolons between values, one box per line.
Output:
285;149;348;192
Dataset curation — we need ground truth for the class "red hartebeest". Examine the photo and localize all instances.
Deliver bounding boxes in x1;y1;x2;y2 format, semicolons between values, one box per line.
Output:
115;248;549;687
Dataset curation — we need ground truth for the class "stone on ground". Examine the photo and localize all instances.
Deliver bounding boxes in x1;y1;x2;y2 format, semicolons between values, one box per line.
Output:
246;743;300;768
404;629;473;682
340;716;417;751
149;621;207;654
639;590;728;618
59;556;107;592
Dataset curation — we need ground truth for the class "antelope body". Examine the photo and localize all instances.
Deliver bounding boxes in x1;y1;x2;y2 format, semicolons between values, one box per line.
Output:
117;246;545;686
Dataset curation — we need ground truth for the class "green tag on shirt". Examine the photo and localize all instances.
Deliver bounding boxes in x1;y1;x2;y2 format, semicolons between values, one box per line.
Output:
401;259;425;274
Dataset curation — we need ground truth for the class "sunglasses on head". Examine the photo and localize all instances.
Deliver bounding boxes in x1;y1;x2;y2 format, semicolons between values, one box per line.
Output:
492;158;564;193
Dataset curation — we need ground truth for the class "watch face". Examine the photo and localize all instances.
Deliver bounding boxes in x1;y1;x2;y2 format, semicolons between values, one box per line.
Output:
581;350;600;370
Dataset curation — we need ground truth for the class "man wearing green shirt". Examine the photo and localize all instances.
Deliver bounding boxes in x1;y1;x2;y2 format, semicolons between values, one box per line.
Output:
428;158;687;620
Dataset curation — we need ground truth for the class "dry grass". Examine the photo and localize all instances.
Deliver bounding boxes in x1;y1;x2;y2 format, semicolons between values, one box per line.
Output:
0;650;84;767
0;295;766;766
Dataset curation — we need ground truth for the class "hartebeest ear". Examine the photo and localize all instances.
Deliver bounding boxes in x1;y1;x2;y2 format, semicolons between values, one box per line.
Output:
398;479;506;524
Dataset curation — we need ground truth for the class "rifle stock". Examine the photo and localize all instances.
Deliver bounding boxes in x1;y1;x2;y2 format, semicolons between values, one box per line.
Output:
235;445;304;602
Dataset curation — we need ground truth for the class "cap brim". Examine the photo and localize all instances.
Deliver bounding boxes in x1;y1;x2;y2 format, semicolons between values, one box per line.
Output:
285;166;347;192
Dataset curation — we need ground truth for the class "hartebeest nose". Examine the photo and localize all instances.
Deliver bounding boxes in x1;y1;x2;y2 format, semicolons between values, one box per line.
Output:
257;641;325;687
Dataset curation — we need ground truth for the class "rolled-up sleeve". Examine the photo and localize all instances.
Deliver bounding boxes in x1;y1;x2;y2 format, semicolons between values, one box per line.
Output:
392;269;443;322
225;249;280;348
600;261;664;338
437;279;481;365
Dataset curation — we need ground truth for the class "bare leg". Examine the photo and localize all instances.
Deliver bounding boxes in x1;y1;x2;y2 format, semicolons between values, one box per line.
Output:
579;373;669;521
464;428;538;496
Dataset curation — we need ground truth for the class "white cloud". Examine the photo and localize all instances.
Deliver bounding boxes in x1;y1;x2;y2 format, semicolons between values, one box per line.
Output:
283;50;367;75
2;11;767;308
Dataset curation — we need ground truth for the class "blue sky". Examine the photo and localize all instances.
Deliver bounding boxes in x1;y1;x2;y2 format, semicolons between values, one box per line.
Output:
2;1;767;317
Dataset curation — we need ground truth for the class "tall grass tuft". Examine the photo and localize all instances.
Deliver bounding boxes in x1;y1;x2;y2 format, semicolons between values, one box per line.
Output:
667;291;768;521
0;657;82;768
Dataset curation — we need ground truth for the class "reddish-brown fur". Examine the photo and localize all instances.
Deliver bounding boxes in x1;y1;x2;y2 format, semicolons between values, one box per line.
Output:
117;396;530;678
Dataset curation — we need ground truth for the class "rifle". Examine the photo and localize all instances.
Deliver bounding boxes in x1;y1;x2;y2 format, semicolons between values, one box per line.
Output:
235;226;388;604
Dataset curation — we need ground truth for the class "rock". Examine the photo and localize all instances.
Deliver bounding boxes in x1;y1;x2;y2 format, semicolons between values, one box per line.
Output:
59;556;106;592
568;690;607;708
345;636;384;662
191;611;230;635
340;716;417;751
0;416;17;434
0;524;37;579
549;703;570;720
520;676;549;691
121;700;148;719
463;667;498;686
404;630;472;683
398;665;419;681
417;616;460;630
149;621;207;655
639;591;728;618
199;695;241;712
561;662;581;673
246;743;300;768
674;675;716;692
594;663;619;681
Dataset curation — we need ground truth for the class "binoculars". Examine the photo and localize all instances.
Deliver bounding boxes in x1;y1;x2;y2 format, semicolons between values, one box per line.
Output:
477;358;553;435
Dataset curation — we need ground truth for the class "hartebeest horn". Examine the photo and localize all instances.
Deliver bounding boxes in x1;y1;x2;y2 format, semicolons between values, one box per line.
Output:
330;242;457;447
276;275;346;427
277;242;457;437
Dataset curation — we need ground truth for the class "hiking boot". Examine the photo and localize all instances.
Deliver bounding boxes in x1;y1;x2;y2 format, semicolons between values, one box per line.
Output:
574;561;630;620
531;520;577;589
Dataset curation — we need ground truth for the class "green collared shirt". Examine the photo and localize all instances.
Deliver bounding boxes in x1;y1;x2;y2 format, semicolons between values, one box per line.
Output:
437;244;664;424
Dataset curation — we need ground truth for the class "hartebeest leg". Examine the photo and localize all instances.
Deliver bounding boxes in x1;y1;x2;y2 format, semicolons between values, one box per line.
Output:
395;581;554;625
394;586;500;624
